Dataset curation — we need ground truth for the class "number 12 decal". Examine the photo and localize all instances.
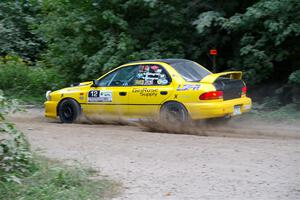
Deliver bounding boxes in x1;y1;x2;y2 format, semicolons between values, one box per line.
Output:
90;90;99;97
88;90;112;102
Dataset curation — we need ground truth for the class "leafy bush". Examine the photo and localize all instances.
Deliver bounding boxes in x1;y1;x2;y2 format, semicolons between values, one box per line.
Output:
289;70;300;85
0;91;34;183
0;122;33;183
0;56;64;102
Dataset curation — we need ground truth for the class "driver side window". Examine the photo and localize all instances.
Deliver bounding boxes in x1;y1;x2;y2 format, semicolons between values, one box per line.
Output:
98;66;139;87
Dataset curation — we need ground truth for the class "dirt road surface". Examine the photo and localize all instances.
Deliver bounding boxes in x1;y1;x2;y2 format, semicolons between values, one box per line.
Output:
8;109;300;200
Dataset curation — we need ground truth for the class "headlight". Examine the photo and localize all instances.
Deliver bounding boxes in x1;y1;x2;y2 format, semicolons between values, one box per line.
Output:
46;90;52;101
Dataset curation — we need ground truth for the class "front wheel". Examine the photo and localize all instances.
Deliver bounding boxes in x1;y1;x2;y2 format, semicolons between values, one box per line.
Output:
58;99;81;123
160;102;189;123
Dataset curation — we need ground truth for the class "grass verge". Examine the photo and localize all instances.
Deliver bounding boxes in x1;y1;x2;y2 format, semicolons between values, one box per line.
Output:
247;103;300;123
0;157;119;200
4;91;45;105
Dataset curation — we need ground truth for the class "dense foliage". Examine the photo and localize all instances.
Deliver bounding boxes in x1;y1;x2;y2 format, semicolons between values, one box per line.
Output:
0;0;43;61
289;70;300;85
194;0;300;84
37;0;195;81
0;56;63;102
0;91;33;183
0;0;299;100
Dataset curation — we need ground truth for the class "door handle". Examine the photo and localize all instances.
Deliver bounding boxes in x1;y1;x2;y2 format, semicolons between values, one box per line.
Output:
119;92;127;96
160;91;168;95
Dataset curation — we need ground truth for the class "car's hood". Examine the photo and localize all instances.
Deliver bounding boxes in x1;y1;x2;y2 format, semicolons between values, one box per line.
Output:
54;81;93;93
72;81;93;87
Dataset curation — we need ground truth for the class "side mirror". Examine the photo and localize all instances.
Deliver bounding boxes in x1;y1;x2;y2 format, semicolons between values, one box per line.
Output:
91;79;98;87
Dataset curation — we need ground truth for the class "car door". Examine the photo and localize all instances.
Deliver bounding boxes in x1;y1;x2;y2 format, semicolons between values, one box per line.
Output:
127;63;174;118
82;65;139;117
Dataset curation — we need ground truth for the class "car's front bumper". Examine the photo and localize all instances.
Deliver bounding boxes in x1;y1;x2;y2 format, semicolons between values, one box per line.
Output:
185;97;252;120
44;100;58;118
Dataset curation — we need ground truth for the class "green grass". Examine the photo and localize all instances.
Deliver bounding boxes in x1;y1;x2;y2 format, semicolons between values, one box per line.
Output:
3;91;45;105
248;103;300;122
0;157;119;200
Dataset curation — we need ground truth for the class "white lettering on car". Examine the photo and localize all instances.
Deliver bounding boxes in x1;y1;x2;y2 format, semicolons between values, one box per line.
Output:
177;84;201;91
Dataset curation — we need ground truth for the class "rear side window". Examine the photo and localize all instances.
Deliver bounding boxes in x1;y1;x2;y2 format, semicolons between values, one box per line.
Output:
132;64;171;86
171;61;211;82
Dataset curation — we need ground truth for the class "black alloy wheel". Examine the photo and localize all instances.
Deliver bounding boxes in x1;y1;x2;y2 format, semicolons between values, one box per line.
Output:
58;99;81;123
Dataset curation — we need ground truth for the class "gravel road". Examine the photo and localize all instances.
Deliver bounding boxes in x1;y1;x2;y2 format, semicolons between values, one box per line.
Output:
8;109;300;200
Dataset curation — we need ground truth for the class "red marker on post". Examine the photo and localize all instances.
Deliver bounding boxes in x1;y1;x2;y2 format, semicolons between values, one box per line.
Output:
210;49;218;56
210;49;217;72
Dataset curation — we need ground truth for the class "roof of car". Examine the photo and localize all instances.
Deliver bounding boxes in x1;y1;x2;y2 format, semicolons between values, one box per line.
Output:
129;59;192;65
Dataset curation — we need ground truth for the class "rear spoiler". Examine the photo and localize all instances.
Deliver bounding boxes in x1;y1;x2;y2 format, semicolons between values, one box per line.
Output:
200;71;243;84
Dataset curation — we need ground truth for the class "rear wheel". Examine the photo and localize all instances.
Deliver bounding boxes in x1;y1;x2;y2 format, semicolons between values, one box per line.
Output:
160;102;189;123
58;99;81;123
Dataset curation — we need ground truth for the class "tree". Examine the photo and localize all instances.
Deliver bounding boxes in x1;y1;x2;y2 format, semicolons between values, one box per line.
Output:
37;0;206;82
193;0;300;84
0;0;43;61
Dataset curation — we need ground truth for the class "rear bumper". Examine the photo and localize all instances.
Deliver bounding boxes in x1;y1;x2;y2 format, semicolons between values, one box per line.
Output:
185;97;252;119
44;101;58;118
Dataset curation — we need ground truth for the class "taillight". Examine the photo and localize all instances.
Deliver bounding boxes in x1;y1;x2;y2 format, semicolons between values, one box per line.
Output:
242;86;247;95
199;91;223;100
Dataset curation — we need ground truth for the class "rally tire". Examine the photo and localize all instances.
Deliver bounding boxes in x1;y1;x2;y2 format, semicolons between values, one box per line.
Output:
160;102;189;123
58;99;81;123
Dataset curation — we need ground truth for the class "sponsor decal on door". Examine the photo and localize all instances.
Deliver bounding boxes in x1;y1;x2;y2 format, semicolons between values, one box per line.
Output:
88;90;112;102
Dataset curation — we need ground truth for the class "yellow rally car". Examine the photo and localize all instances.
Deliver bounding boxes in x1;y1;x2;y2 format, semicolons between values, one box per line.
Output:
45;59;252;123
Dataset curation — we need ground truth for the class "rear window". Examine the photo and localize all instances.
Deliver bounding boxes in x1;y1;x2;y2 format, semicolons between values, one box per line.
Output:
171;61;211;82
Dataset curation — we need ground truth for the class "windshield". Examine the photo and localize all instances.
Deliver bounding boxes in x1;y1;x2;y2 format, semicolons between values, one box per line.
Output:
171;61;211;82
